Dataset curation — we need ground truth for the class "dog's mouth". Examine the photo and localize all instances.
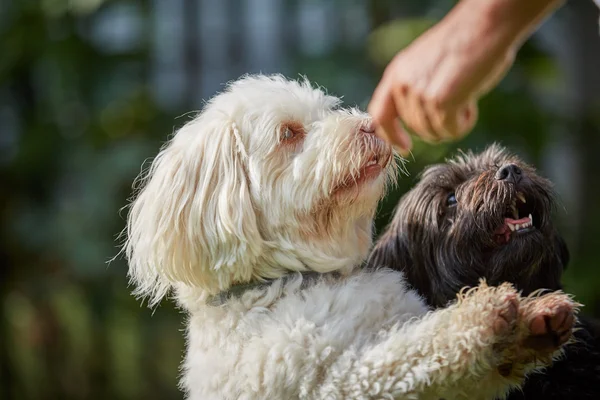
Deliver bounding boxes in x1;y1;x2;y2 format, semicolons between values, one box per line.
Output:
329;128;394;196
361;155;385;179
334;149;392;192
493;192;538;245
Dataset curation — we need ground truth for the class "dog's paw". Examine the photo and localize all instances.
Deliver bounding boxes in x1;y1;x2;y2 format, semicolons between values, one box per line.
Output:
456;281;520;340
492;292;580;380
520;292;578;354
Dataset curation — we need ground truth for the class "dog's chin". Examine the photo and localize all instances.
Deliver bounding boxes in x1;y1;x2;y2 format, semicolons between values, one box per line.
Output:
488;229;547;263
454;189;553;281
473;214;551;284
492;222;540;246
486;219;548;269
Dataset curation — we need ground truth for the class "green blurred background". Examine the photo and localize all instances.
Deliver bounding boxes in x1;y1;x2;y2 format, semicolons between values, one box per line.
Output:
1;0;600;398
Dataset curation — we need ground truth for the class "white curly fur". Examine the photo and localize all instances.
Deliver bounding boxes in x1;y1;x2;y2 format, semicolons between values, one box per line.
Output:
123;75;571;399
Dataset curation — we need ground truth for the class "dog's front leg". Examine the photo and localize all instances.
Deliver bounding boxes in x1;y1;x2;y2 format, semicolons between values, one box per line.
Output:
312;283;529;400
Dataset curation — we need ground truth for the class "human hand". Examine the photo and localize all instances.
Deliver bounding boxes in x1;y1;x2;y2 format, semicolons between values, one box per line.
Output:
368;1;519;153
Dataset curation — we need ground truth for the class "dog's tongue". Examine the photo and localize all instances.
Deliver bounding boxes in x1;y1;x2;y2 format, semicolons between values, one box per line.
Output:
504;216;531;225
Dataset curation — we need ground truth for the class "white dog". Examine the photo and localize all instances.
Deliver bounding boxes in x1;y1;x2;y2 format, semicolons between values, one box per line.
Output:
123;75;578;399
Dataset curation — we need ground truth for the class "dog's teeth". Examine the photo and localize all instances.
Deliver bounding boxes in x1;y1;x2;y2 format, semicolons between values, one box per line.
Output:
511;205;518;219
517;192;526;203
508;223;515;231
529;213;533;226
515;223;521;230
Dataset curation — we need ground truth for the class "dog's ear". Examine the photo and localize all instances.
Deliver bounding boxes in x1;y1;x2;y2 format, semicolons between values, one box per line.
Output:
369;184;454;307
368;222;413;273
369;211;439;306
368;202;435;300
124;114;264;306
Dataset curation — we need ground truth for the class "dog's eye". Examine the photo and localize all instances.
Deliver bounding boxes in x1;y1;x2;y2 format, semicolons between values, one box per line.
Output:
283;128;293;140
280;121;305;143
447;193;457;206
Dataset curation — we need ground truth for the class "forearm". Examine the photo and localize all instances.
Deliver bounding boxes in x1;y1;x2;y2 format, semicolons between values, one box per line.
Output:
315;306;506;399
454;0;565;47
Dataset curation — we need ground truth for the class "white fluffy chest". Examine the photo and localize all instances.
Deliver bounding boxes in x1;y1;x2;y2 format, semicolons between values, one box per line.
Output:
182;270;428;399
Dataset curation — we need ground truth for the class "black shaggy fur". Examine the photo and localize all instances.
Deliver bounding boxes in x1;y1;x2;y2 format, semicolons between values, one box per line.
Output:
369;144;600;399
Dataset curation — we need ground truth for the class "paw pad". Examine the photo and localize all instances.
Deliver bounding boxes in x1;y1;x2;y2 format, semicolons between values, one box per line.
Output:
521;294;577;353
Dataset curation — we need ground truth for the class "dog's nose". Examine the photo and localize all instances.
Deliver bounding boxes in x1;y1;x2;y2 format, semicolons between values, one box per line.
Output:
360;121;376;135
495;164;523;184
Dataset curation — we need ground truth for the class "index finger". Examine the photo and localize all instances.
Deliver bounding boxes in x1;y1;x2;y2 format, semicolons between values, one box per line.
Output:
368;82;411;152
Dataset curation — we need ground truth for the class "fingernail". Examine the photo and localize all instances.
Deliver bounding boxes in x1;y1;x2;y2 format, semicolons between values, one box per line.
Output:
396;130;412;154
375;127;391;143
376;126;411;157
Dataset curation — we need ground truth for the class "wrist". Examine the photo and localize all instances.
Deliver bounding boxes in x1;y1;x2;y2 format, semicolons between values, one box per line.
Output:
462;0;565;45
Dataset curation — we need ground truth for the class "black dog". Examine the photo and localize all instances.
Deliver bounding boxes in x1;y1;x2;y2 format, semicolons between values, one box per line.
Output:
369;144;600;399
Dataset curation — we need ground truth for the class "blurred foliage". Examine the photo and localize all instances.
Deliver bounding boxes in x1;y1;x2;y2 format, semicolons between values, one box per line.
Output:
1;0;599;399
